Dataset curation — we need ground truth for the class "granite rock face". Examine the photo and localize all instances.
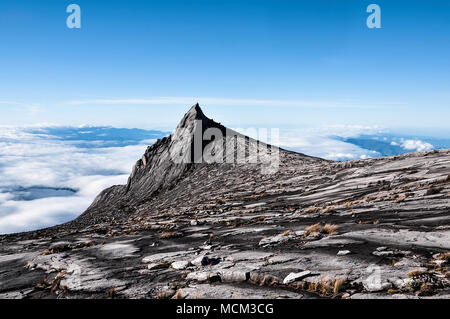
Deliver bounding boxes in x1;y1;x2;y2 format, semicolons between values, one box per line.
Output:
78;104;227;225
0;105;449;299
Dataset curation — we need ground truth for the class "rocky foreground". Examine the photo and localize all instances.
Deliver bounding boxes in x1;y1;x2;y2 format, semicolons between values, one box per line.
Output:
1;105;449;299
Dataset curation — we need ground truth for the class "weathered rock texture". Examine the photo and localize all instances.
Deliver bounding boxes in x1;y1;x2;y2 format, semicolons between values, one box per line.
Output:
0;105;449;299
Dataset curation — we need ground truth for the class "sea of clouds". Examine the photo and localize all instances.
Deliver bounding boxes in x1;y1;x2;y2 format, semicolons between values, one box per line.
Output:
0;125;444;234
0;126;166;234
238;125;437;161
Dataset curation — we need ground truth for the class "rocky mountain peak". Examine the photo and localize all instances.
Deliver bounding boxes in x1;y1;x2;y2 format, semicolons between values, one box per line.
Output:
125;104;221;193
77;104;291;224
78;104;229;223
176;103;207;129
174;103;225;137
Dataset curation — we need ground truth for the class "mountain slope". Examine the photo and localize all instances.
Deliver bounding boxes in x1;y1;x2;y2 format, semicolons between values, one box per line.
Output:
0;105;449;299
77;103;318;226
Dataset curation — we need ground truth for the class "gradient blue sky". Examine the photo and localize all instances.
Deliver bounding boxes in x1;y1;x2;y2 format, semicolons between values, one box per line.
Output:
0;0;449;132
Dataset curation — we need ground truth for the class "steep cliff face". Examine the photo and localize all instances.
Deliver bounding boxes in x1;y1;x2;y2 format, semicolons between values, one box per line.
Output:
125;103;227;194
76;104;251;225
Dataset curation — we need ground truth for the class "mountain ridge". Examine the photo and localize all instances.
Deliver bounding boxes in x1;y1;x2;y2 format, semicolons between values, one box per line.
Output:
0;105;449;299
77;103;315;226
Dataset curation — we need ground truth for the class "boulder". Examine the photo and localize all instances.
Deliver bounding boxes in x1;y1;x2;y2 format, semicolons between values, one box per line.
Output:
283;271;312;284
337;250;352;256
171;260;190;270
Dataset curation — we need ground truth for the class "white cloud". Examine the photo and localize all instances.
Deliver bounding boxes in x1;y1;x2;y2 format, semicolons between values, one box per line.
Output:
401;139;433;152
262;127;381;161
234;126;381;161
0;127;153;234
0;196;91;234
66;97;402;109
321;124;385;137
0;101;43;116
284;138;380;161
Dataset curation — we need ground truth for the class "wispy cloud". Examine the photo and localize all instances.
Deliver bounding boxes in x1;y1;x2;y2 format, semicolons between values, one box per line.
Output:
0;101;43;115
66;97;404;109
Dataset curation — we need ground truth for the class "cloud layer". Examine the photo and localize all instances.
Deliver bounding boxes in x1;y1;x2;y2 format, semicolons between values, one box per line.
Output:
0;126;166;234
0;125;445;234
236;126;384;161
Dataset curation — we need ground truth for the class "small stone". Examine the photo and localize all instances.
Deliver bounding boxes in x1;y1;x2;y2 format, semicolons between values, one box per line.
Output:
191;255;220;267
259;233;295;247
219;270;249;283
392;278;413;289
186;271;210;282
308;233;324;241
191;255;207;267
147;263;158;270
364;280;392;292
147;263;167;270
142;251;188;263
171;260;190;270
376;247;388;251
337;250;352;256
190;220;198;226
372;251;394;257
283;271;312;284
295;230;306;237
49;241;71;249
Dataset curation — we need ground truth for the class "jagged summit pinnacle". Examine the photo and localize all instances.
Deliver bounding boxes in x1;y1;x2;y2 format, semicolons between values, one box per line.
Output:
175;103;223;132
186;103;204;118
78;104;286;224
179;103;207;123
78;104;229;223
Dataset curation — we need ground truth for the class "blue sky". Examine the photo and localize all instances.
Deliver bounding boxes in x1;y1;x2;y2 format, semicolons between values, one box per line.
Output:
0;0;449;132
